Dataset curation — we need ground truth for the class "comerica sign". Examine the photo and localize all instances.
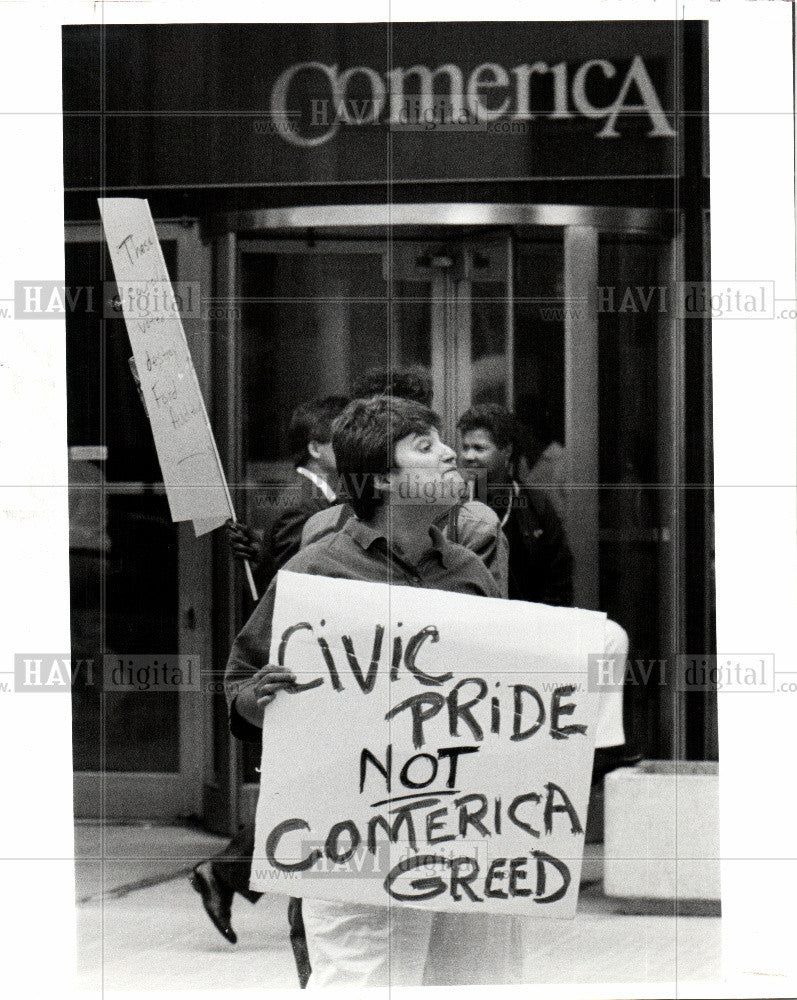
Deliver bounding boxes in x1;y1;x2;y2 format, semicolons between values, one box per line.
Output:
271;55;677;147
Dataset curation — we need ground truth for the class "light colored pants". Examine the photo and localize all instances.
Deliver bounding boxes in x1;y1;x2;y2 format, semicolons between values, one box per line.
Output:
302;898;432;988
302;899;524;988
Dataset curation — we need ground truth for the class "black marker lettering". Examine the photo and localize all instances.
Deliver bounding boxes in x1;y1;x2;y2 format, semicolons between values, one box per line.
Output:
454;793;490;838
543;782;583;835
508;791;541;838
436;745;479;787
316;635;343;691
484;858;508;899
390;634;403;681
360;745;391;794
511;684;545;741
404;626;451;685
266;819;321;872
385;692;445;749
325;820;361;864
450;856;483;902
491;694;501;734
532;849;571;904
550;684;587;740
278;622;323;692
341;623;383;693
383;854;447;902
448;677;488;741
426;807;455;845
400;752;438;789
509;856;531;897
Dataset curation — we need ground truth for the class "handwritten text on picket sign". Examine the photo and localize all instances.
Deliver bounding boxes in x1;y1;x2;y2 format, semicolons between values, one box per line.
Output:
252;573;607;917
98;198;230;534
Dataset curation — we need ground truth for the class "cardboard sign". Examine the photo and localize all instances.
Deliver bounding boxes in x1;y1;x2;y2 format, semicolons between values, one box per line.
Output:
251;571;607;918
98;198;230;536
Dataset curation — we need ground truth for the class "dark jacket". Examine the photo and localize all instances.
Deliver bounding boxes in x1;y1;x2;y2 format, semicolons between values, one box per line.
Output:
253;471;333;589
270;471;332;568
494;482;574;607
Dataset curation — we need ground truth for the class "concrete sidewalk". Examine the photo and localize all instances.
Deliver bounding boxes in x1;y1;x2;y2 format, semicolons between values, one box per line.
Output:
75;821;722;993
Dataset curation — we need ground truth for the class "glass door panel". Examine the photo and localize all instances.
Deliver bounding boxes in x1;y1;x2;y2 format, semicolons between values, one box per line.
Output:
67;224;210;819
239;243;390;512
468;239;512;410
238;243;390;783
241;237;514;451
390;239;513;434
66;238;180;775
598;235;678;758
389;291;432;370
389;243;453;431
513;240;566;485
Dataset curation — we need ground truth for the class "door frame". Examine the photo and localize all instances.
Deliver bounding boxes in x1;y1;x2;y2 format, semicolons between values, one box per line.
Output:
212;203;680;827
67;220;213;820
209;202;666;234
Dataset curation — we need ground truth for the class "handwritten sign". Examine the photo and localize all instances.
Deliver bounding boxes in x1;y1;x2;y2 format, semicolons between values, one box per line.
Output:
252;571;607;918
98;198;230;536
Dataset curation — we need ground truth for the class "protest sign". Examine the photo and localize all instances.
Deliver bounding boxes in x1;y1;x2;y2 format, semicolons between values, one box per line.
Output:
252;571;607;918
97;198;230;536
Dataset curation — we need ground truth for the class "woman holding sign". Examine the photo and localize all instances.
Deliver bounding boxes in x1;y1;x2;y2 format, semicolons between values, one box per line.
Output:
225;396;525;987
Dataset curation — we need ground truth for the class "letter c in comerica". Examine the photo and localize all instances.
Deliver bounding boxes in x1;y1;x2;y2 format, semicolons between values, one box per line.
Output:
265;818;322;872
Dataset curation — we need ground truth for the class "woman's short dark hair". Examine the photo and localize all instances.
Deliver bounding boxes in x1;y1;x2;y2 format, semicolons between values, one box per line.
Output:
288;396;350;468
332;395;440;520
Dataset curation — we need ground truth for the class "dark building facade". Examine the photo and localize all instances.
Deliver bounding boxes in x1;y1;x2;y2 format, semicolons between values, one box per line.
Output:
63;21;714;830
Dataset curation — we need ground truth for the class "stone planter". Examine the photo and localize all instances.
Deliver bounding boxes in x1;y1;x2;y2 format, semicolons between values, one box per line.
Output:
603;760;720;909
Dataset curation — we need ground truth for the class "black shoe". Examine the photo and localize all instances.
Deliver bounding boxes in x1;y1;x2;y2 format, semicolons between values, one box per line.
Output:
190;861;237;944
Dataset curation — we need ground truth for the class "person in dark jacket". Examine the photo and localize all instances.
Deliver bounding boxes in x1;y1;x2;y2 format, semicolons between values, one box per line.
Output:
191;396;348;986
457;403;573;607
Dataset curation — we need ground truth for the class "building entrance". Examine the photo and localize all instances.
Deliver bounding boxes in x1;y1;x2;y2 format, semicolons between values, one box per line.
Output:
210;203;690;830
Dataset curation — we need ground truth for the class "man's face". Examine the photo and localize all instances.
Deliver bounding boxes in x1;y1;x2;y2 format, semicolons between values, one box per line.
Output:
459;427;511;484
387;426;464;508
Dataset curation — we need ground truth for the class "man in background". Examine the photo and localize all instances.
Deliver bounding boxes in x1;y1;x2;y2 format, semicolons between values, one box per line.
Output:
514;397;568;520
226;395;350;582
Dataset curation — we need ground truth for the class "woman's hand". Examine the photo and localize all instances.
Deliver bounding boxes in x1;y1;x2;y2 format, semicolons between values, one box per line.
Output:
234;664;297;727
252;664;297;708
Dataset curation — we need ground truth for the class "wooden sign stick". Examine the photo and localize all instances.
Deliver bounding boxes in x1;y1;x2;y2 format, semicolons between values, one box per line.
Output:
204;417;259;603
